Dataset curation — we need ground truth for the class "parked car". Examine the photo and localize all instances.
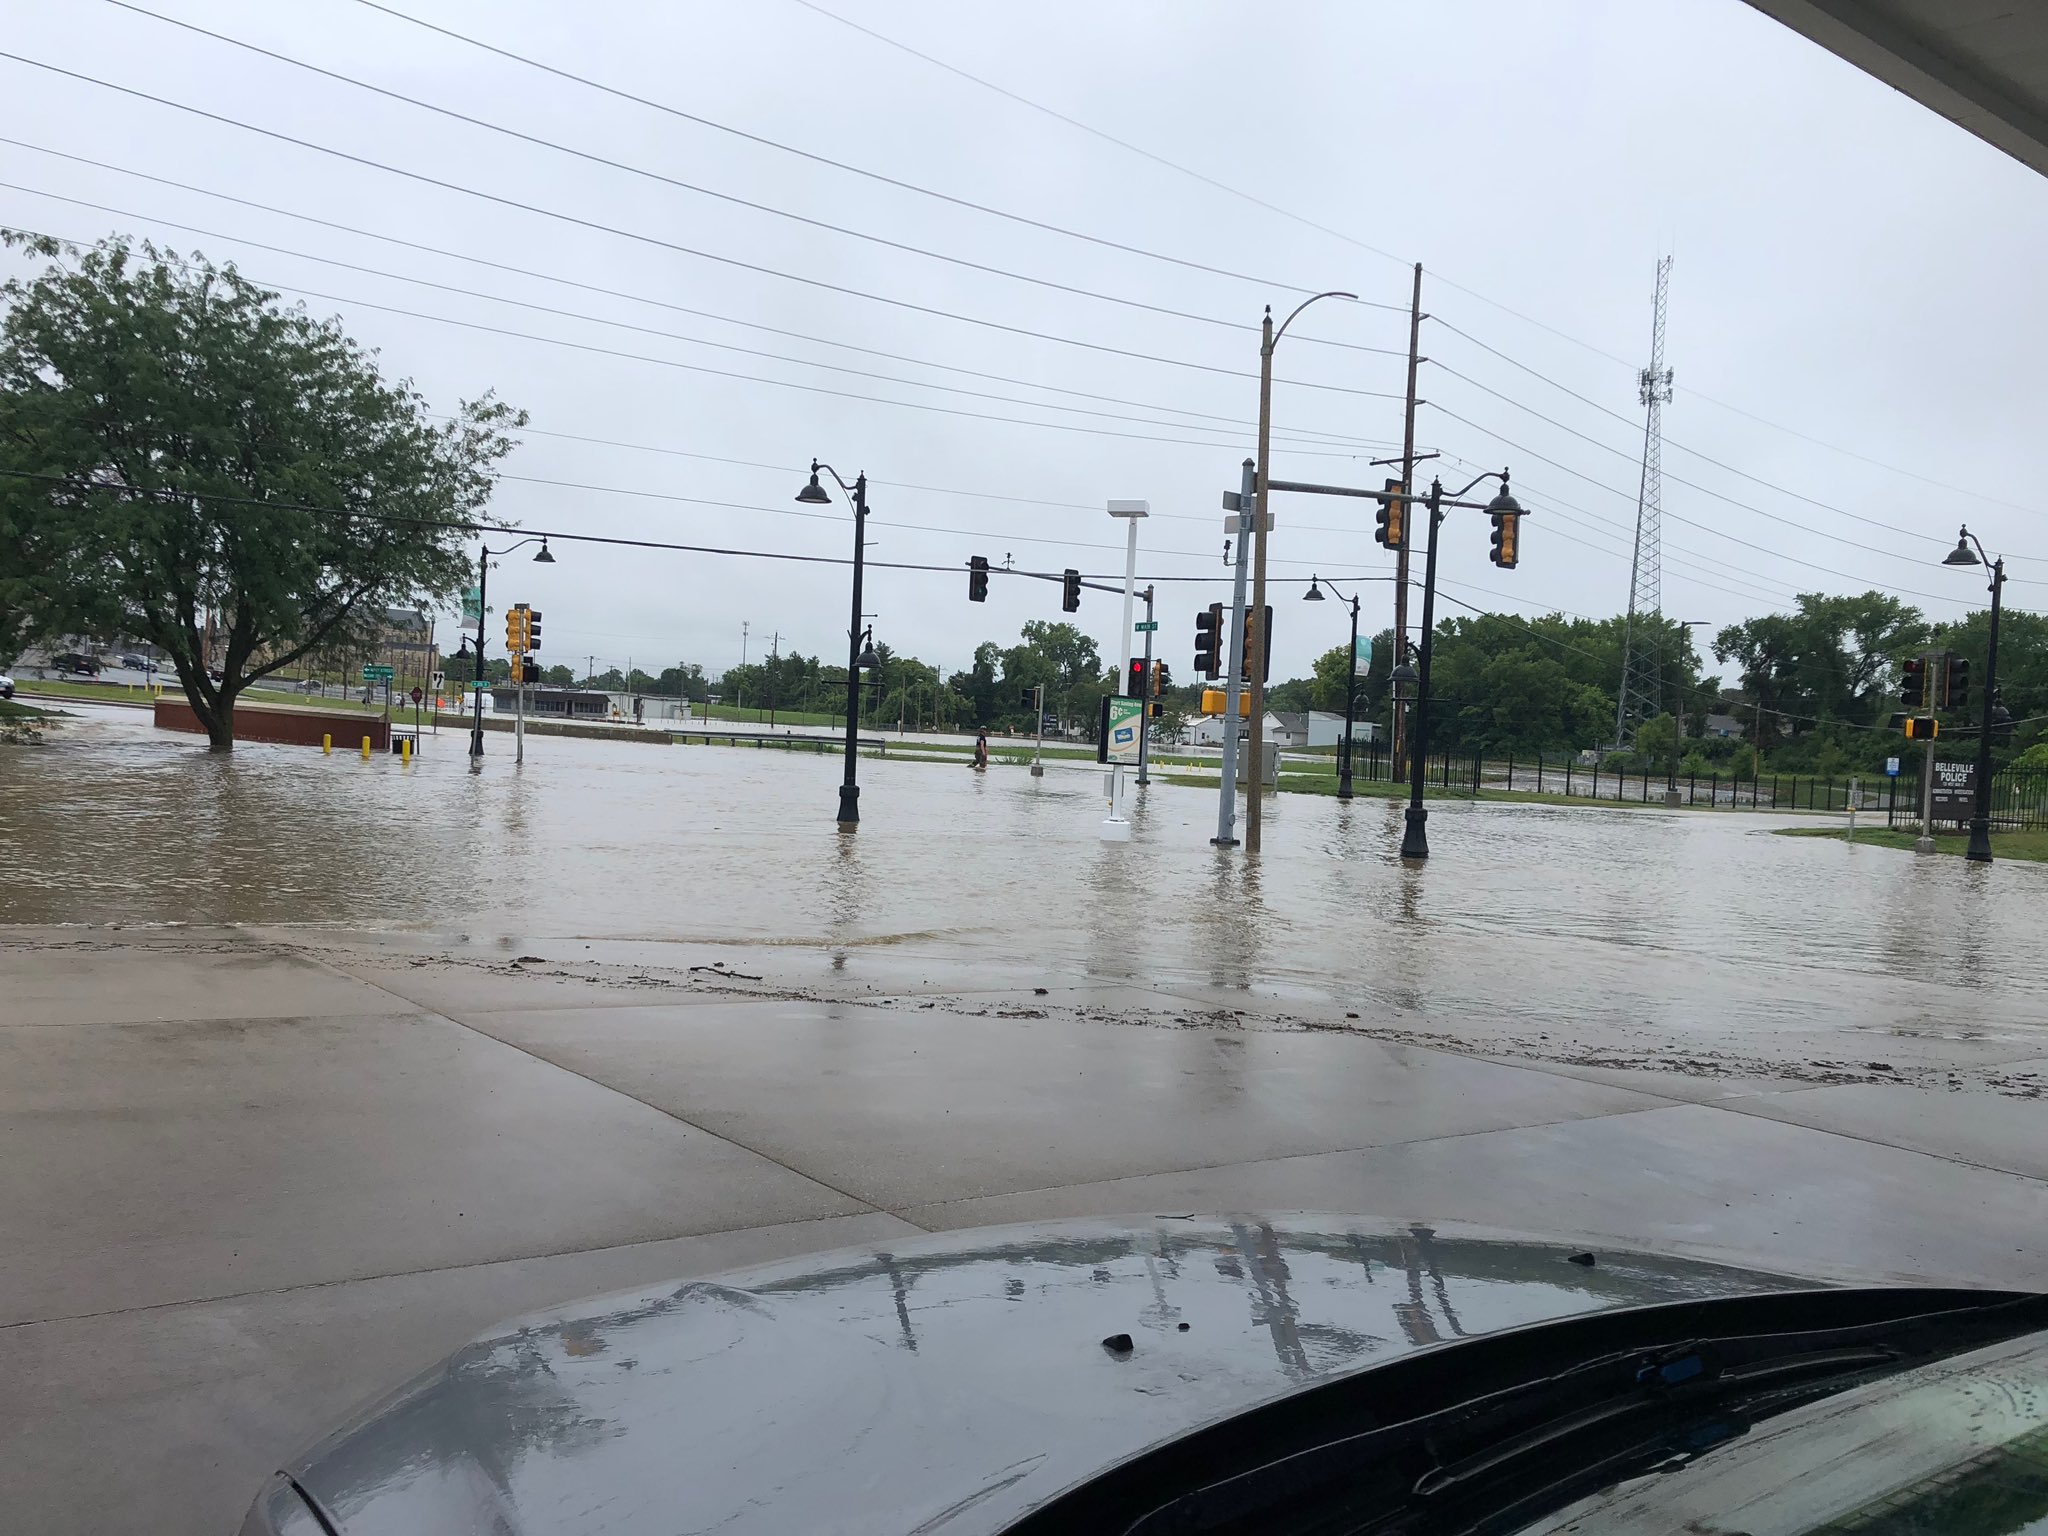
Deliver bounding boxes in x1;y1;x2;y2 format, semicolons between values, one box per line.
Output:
235;1214;2048;1536
0;675;14;700
50;652;100;676
117;653;150;671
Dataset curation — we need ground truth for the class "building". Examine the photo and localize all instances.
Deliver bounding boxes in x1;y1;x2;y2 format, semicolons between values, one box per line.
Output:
1267;711;1361;749
488;685;612;719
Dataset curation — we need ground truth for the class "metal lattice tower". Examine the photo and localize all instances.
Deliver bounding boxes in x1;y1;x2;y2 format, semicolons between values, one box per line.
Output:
1615;256;1674;746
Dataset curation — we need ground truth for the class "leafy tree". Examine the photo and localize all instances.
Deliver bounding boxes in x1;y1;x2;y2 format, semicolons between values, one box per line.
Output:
946;641;1003;727
656;662;708;701
544;663;576;687
0;234;521;746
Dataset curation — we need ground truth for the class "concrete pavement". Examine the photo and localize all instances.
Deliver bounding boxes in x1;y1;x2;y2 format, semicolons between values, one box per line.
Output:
3;923;2044;1535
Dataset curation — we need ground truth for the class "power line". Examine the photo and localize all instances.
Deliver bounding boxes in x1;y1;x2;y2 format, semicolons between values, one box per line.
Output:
0;466;1378;586
1426;404;2005;607
0;198;1392;453
0;137;1405;411
99;3;1406;356
779;0;2037;517
1430;319;1976;550
343;0;1406;310
0;52;1410;380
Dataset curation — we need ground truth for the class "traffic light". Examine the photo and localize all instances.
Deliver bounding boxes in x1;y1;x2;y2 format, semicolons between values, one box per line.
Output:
1126;658;1148;699
521;655;540;684
504;606;527;653
1903;716;1939;741
1488;510;1520;569
1375;480;1406;548
968;555;989;602
1193;602;1222;678
1062;569;1081;612
1943;653;1970;710
1992;692;2015;745
1152;660;1170;697
1240;604;1273;683
525;609;541;652
1901;657;1925;708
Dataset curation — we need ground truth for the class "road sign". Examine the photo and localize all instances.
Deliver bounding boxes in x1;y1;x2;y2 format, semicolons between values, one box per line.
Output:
1930;760;1976;820
1104;696;1144;763
361;664;395;681
409;685;424;705
1133;620;1158;633
1885;756;1900;777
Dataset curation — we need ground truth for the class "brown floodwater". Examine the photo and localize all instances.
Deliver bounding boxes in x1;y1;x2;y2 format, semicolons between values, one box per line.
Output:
3;705;2044;1049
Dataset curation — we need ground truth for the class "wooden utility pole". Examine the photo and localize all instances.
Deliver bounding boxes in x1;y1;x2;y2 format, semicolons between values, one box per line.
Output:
1394;263;1422;777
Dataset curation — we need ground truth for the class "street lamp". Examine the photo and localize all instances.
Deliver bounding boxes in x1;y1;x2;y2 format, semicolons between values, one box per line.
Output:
1942;525;2006;863
1401;472;1522;860
797;460;876;826
1303;575;1364;800
465;535;554;759
1247;289;1356;855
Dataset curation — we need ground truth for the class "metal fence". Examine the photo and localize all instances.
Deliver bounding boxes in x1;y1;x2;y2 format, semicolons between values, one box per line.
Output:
1324;743;2048;821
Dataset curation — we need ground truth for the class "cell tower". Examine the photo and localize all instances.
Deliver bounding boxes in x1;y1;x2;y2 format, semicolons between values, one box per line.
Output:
1615;256;1674;746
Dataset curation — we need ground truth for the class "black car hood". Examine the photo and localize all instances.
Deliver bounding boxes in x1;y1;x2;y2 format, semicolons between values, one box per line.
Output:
287;1215;1813;1536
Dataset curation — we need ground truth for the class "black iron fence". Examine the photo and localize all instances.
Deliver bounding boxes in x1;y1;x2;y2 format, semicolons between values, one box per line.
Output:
1320;743;2048;824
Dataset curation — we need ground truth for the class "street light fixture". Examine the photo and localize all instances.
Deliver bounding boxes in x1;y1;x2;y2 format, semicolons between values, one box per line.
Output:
1400;471;1520;861
1247;289;1356;855
1941;524;2006;864
466;535;555;760
1303;575;1365;800
796;459;875;826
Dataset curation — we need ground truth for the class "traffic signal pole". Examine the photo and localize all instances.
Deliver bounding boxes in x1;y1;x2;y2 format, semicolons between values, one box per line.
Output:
1138;585;1155;788
1214;460;1255;847
1395;262;1422;779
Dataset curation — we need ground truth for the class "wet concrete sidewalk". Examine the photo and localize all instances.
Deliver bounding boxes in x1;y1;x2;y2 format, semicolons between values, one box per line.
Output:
3;923;2044;1536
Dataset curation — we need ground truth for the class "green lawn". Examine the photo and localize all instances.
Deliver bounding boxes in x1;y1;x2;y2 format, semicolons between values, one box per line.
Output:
1;698;62;720
1776;825;2048;862
699;703;843;728
12;677;394;714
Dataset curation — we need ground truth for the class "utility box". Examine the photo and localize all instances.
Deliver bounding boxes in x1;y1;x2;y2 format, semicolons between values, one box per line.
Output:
1260;741;1279;788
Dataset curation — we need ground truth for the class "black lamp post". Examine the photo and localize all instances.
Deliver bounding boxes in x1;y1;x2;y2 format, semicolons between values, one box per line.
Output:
1943;525;2005;864
1303;575;1363;800
461;536;553;759
797;462;876;825
1401;471;1522;860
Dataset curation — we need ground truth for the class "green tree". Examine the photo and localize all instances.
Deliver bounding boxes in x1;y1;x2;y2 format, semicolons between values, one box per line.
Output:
544;663;576;687
0;234;521;746
946;641;1003;727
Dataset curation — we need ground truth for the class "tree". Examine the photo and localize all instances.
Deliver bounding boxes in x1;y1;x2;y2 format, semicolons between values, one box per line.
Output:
946;642;1003;727
544;663;576;687
0;234;522;747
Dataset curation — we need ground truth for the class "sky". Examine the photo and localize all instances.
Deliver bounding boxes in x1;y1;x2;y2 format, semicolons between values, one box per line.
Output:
3;0;2045;688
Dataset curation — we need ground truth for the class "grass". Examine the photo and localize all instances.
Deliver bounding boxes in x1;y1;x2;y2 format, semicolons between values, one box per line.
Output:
1776;825;2048;862
0;698;61;720
699;702;841;728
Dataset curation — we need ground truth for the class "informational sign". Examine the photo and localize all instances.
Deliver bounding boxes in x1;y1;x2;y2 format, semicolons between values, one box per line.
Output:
459;586;482;622
361;664;394;681
1930;760;1976;820
1885;756;1900;777
1353;634;1373;676
1133;620;1158;633
1104;696;1144;763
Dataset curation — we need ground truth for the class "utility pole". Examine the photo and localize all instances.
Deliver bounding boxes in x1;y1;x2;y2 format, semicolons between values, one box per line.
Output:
1394;262;1422;778
1214;460;1255;847
1138;584;1156;788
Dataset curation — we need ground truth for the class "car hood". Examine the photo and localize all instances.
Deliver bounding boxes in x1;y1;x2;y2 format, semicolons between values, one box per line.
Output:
287;1215;1813;1536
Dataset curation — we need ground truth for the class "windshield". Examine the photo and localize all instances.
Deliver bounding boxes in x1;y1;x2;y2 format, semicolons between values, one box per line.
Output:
1524;1329;2048;1536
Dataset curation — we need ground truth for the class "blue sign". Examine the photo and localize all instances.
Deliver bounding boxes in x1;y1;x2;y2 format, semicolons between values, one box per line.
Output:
1885;756;1900;777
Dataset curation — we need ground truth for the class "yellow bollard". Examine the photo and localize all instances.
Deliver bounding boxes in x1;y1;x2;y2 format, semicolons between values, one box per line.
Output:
322;734;331;755
361;736;371;760
401;738;411;765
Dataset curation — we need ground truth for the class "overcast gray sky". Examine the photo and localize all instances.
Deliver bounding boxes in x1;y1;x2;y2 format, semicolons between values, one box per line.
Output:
5;0;2044;686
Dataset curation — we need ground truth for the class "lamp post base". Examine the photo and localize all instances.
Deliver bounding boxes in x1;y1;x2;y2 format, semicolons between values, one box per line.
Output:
1398;803;1429;860
836;783;861;826
1663;789;1682;807
1915;835;1937;854
1965;817;1993;863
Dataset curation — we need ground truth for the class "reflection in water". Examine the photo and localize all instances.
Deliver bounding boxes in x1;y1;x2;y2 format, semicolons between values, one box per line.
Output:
5;707;2048;1046
292;1216;1808;1534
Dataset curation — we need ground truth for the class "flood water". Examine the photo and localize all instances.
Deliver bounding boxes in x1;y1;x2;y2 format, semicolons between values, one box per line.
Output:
4;705;2044;1050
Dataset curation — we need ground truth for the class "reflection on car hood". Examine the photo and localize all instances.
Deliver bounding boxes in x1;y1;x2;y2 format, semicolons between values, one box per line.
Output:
290;1215;1811;1536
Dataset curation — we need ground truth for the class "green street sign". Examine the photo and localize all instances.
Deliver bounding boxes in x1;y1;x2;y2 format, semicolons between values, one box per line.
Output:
1133;620;1159;633
361;664;395;681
